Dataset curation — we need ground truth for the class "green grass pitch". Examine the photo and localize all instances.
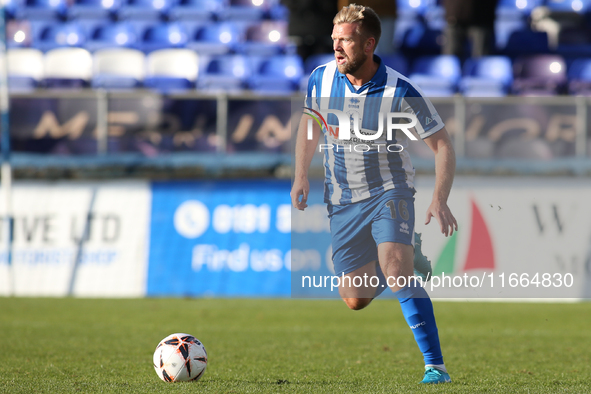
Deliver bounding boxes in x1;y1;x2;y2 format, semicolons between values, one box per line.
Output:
1;298;590;393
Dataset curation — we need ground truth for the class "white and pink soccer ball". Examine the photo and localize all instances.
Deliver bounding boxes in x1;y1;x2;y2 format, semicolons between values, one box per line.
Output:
153;333;208;382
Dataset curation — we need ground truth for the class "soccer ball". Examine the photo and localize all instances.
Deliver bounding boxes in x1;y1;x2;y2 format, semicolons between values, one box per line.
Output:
153;333;208;382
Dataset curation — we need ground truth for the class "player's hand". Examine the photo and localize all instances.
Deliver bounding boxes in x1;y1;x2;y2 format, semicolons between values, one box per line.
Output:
425;201;458;237
291;177;310;211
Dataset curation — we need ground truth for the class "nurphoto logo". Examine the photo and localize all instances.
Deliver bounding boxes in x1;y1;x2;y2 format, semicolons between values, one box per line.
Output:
303;107;419;153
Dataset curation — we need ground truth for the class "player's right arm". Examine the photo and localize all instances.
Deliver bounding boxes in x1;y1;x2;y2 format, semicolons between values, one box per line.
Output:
291;115;321;211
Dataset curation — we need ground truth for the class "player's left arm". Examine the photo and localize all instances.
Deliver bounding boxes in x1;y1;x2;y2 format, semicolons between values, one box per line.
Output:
423;127;458;237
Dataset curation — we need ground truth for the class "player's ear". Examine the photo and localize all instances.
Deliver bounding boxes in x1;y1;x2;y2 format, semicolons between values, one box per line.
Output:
366;37;375;52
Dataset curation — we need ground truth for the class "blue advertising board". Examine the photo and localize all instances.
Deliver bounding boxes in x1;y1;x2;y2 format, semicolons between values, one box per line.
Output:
147;180;292;297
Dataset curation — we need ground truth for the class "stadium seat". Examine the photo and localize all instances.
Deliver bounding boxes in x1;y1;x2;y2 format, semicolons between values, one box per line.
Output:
408;55;461;96
496;0;543;20
248;54;303;94
460;56;513;97
397;0;430;18
399;22;443;59
144;48;199;92
495;18;527;50
423;0;446;30
394;15;422;51
381;54;409;75
117;0;174;20
43;47;93;88
7;20;32;48
239;21;287;56
542;0;591;12
512;54;567;95
186;22;242;56
568;58;591;95
556;26;591;57
139;22;189;53
33;22;86;52
3;0;21;19
85;22;139;52
299;53;334;92
197;54;251;92
92;48;145;89
267;1;288;20
14;0;68;20
501;28;550;57
168;0;226;21
217;0;268;21
68;0;122;20
303;53;334;74
7;48;44;91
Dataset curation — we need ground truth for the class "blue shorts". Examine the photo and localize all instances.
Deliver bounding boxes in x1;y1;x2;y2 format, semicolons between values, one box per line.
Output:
328;188;415;276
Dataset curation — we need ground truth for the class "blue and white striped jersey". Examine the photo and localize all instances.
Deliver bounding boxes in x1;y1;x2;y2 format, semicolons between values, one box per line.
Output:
305;56;445;205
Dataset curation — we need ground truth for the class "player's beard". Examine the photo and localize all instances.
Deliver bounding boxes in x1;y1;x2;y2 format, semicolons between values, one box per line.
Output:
336;50;368;75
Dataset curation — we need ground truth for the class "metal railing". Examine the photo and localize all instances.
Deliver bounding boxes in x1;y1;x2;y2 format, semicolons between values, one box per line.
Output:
6;91;591;158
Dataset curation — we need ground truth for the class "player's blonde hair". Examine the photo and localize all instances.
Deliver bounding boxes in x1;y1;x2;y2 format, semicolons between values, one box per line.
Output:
333;4;381;46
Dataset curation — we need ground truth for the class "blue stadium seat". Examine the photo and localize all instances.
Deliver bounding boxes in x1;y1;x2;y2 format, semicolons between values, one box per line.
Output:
238;21;287;56
556;26;591;57
33;22;86;52
140;22;189;53
460;56;513;96
543;0;591;12
496;0;543;19
303;53;334;74
495;18;527;50
117;0;174;20
300;53;334;92
501;29;550;57
144;48;199;92
197;54;251;92
217;0;269;21
408;55;461;96
568;58;591;95
268;2;288;20
3;0;21;19
512;54;567;95
399;23;443;59
381;54;409;75
68;0;121;20
14;0;68;20
186;22;242;55
7;48;44;91
85;22;139;52
249;54;303;94
92;48;145;89
423;0;446;30
397;0;430;18
43;47;93;89
168;0;226;21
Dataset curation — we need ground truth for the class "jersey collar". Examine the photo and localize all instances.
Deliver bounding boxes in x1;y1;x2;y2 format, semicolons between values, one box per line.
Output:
337;54;387;94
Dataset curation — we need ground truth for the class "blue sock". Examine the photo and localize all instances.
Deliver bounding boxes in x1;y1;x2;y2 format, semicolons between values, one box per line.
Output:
394;281;443;365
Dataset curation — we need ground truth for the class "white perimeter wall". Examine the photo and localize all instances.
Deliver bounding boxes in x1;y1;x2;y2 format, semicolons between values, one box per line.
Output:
0;180;151;297
414;177;591;299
